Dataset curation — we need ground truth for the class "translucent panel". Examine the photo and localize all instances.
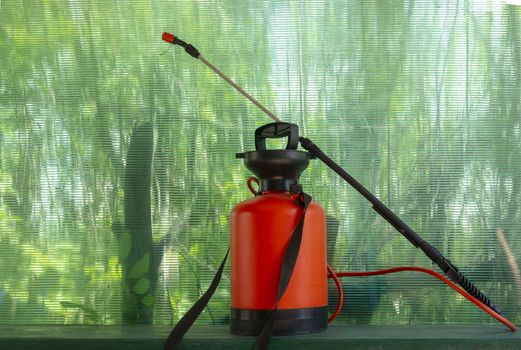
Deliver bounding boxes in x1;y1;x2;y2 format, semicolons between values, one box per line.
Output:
0;0;520;326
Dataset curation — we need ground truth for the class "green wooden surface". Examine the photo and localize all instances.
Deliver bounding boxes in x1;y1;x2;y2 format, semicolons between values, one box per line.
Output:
0;325;519;350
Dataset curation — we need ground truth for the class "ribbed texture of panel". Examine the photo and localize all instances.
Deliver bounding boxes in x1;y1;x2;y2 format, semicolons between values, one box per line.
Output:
0;0;519;326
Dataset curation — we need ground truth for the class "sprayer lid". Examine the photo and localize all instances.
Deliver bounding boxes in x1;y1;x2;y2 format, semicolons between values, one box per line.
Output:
237;122;312;192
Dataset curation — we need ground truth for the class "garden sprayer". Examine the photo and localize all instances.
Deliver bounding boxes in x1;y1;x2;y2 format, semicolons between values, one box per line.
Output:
160;32;516;350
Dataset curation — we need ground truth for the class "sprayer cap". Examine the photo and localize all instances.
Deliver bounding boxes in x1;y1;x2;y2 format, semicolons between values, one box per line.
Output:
239;149;311;192
162;32;175;43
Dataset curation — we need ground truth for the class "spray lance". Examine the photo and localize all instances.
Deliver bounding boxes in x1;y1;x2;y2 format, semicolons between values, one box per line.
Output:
161;32;516;349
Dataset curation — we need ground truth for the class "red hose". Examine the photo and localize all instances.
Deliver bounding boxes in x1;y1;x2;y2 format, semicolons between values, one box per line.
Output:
326;264;343;323
327;266;516;332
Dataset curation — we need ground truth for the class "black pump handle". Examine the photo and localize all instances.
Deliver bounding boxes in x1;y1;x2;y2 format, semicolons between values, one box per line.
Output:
255;122;299;151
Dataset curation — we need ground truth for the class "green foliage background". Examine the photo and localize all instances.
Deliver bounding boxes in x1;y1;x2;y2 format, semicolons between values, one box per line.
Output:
0;0;520;326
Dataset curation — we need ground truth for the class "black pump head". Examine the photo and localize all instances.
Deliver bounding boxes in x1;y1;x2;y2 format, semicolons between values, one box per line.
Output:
237;122;313;193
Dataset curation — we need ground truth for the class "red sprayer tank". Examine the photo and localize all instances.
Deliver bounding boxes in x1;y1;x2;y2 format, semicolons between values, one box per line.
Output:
230;122;328;335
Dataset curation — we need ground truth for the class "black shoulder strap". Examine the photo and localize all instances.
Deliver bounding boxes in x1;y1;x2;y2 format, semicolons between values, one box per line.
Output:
254;192;312;350
164;192;312;350
164;248;229;350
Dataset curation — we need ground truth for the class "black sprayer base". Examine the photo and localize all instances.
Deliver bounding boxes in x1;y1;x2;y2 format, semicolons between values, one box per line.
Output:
230;306;328;336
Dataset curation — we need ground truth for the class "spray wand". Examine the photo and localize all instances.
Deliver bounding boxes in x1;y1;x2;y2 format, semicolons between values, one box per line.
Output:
161;32;515;331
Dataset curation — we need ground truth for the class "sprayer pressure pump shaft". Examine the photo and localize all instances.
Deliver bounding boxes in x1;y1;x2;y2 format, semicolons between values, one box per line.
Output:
161;32;503;316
